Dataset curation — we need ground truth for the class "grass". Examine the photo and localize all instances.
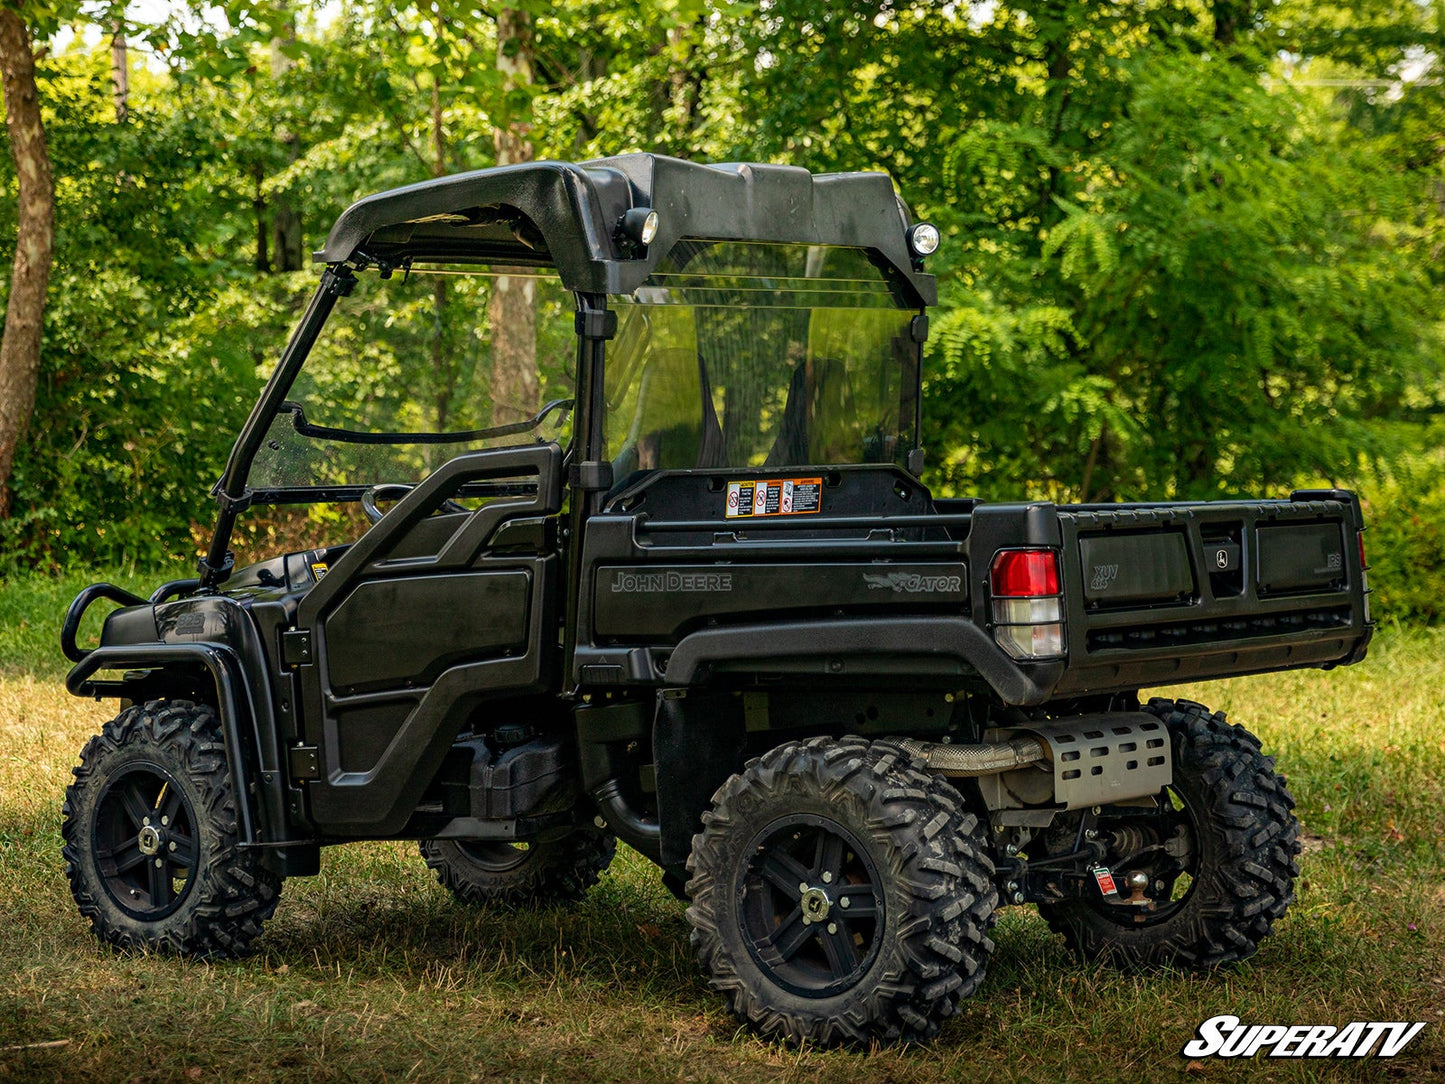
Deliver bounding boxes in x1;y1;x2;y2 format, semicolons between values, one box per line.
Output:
1;574;1442;1082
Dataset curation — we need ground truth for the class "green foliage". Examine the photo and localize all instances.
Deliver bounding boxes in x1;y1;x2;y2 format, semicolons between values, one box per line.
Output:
1358;430;1445;625
2;0;1444;619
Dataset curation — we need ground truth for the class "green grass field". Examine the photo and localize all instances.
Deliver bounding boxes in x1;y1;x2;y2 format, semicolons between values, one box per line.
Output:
1;574;1442;1082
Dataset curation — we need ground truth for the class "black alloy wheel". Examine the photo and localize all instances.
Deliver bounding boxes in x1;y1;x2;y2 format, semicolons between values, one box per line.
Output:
62;700;283;956
737;813;886;998
92;763;200;918
687;736;997;1046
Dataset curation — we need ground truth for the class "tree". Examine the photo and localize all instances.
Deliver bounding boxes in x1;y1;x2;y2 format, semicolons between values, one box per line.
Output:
0;5;56;518
489;5;538;426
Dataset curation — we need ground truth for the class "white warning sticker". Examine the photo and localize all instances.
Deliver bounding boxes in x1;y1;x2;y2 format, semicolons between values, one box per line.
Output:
725;477;823;518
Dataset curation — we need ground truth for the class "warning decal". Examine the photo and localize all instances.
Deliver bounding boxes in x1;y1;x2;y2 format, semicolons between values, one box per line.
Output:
725;477;823;519
1091;866;1119;897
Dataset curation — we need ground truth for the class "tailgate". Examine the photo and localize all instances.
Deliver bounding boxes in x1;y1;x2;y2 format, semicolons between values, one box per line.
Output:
1050;489;1371;696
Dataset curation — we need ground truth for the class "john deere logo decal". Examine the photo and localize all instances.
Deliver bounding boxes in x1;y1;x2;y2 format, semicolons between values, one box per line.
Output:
863;572;962;594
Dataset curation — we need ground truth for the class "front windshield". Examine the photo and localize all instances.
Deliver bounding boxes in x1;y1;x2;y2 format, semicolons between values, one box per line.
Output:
605;241;919;474
248;266;576;497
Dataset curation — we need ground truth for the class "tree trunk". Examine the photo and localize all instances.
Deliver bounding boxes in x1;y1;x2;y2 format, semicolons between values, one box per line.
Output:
253;161;270;272
488;7;538;427
110;9;128;122
0;10;56;518
269;6;304;271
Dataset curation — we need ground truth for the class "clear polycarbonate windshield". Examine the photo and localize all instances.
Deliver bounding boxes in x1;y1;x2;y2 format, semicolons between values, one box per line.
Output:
604;241;920;475
246;266;576;498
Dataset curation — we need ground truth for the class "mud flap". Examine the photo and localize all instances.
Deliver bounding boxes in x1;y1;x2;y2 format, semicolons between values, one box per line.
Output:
653;690;747;874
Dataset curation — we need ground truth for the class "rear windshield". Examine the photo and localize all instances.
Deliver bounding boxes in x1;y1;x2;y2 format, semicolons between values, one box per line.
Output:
604;241;919;474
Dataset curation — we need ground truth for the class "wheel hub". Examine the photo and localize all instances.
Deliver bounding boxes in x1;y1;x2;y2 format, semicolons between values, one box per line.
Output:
799;884;832;925
137;824;163;856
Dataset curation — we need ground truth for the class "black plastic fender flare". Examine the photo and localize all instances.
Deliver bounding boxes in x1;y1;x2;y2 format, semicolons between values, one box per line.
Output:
662;615;1063;707
66;643;285;849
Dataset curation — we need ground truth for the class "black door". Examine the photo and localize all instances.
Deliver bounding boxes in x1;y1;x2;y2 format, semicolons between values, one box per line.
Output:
294;443;564;835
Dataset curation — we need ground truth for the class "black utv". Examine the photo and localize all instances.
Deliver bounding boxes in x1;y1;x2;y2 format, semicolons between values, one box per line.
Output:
60;154;1371;1046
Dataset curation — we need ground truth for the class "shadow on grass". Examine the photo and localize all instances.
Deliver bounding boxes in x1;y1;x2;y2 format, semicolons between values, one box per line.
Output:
251;849;709;1008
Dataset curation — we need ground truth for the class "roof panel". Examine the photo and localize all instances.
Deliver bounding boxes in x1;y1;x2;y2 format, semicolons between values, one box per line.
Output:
314;153;935;306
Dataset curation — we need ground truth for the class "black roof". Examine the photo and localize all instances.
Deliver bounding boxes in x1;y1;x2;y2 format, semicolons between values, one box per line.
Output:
314;153;935;306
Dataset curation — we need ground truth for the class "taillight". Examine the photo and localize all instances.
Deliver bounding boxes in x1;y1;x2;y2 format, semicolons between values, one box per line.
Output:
990;549;1065;661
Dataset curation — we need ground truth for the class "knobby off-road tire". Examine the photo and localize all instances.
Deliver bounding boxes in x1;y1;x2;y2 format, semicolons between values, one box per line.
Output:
1039;698;1301;969
61;700;283;957
685;736;997;1047
419;826;615;909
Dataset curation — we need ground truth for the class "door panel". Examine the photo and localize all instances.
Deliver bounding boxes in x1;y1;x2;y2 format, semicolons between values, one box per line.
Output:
292;443;564;835
324;571;531;694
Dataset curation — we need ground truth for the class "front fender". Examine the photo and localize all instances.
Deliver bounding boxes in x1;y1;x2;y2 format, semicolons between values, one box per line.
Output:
66;642;293;851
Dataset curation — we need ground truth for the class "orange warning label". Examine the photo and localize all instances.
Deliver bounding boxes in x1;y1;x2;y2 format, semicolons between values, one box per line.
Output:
725;477;823;518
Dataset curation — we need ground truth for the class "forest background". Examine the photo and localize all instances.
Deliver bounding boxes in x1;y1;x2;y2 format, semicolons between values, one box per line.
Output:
1;0;1442;623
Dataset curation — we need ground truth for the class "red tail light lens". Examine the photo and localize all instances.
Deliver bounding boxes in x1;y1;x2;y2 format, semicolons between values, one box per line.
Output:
990;550;1060;597
989;549;1065;661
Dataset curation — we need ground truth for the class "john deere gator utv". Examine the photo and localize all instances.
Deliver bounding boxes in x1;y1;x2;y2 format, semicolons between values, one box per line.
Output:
59;154;1371;1045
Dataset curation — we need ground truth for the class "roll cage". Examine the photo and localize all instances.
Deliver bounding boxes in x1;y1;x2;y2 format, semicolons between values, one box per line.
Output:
199;154;936;589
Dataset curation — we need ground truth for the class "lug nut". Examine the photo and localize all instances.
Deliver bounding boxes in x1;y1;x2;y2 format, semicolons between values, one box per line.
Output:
821;871;833;884
827;923;838;934
1012;891;1025;904
839;897;851;909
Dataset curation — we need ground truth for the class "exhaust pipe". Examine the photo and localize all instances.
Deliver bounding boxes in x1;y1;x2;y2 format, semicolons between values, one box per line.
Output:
900;735;1046;776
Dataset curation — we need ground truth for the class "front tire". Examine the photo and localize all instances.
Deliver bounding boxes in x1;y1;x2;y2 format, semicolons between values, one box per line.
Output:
686;737;996;1046
1038;698;1301;968
61;700;283;957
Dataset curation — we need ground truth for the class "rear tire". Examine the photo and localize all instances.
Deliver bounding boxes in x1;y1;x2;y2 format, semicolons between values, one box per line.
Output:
685;736;996;1046
1037;698;1301;968
61;700;283;957
420;826;615;909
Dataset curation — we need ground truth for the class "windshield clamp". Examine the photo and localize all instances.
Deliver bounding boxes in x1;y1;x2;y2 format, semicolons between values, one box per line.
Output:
575;310;617;341
570;461;614;491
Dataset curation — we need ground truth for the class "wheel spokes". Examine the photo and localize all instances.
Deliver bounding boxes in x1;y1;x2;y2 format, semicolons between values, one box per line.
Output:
765;906;814;962
111;840;148;874
118;781;153;830
159;786;184;828
167;831;197;867
758;851;809;899
820;922;859;977
835;884;878;919
814;833;844;882
146;857;172;907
